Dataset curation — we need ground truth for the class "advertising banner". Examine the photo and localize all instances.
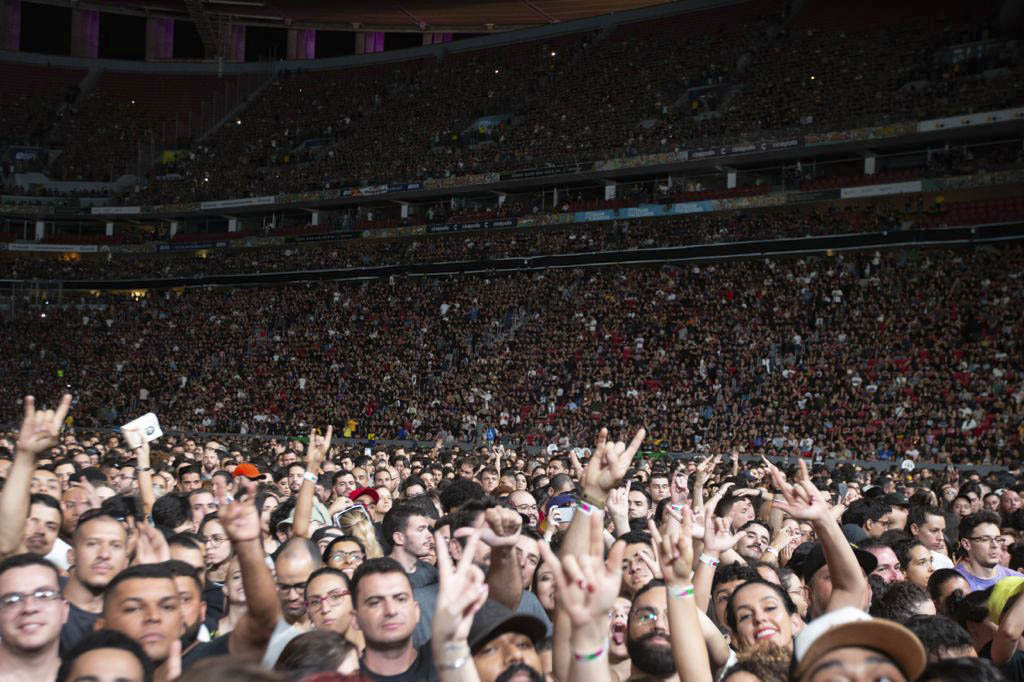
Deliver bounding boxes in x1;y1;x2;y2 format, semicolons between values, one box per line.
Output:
7;242;98;253
917;107;1024;133
426;218;517;234
840;180;923;199
198;196;276;210
91;206;142;215
284;231;359;243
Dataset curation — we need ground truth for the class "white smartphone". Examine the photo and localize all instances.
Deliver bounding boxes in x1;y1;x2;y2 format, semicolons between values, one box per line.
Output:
121;413;163;448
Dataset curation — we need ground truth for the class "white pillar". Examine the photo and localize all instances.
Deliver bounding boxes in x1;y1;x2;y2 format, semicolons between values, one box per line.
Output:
169;221;179;237
105;221;114;237
497;192;507;206
34;220;44;240
726;171;737;189
864;153;877;176
604;181;617;200
311;210;320;226
399;202;409;219
228;217;239;232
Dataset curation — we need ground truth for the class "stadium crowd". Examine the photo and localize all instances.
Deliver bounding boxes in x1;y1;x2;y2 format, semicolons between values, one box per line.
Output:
114;0;1018;205
2;245;1021;464
2;204;903;281
1;379;1024;682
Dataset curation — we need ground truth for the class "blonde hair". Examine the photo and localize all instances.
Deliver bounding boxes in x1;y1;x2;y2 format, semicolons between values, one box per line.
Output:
337;511;385;558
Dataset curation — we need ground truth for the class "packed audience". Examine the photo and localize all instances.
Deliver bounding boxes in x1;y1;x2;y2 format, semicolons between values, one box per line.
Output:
0;204;906;281
2;384;1024;682
113;0;1020;205
2;245;1022;465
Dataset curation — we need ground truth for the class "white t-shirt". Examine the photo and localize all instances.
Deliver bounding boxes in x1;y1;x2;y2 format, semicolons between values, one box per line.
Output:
931;550;954;570
45;537;71;571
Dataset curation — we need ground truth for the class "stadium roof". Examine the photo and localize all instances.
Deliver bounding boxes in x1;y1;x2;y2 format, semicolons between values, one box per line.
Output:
50;0;677;32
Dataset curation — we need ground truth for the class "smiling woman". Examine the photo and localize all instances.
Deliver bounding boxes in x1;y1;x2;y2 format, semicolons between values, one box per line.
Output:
726;579;802;654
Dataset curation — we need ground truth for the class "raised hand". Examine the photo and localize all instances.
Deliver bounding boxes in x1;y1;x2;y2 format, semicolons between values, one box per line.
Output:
538;512;624;627
769;459;830;522
221;500;262;544
455;506;522;548
605;484;628;520
582;427;646;505
135;523;171;565
433;529;489;643
649;509;695;587
306;425;333;475
702;513;743;555
16;394;71;457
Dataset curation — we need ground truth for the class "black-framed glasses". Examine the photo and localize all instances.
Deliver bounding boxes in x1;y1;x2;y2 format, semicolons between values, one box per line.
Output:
276;581;308;594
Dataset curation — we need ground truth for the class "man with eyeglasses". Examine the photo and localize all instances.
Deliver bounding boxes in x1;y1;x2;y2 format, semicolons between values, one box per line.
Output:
0;554;68;682
508;490;539;527
260;536;323;666
956;510;1022;591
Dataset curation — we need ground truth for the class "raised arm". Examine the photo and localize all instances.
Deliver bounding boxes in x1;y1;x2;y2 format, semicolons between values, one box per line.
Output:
0;395;71;558
222;500;282;659
650;510;712;682
540;511;623;682
432;529;487;682
769;459;867;613
293;426;331;539
125;427;156;517
460;506;523;611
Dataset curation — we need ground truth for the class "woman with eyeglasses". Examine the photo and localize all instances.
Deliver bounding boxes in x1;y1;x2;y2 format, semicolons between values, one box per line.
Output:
199;514;232;585
302;566;361;657
323;535;368;578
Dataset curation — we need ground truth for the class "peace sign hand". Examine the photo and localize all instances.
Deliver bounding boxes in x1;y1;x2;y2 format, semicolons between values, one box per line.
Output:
769;459;830;522
433;529;489;643
16;394;71;458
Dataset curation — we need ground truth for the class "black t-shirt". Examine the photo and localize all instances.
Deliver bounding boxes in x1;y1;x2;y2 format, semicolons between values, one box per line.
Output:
181;632;232;670
408;560;439;589
359;643;438;682
980;641;1024;682
203;583;225;633
60;601;100;655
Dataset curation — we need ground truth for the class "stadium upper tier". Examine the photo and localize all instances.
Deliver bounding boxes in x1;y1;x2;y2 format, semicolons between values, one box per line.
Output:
2;244;1020;465
1;0;1017;203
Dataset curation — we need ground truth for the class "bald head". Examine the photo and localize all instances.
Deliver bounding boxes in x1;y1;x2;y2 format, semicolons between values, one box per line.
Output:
274;537;323;624
509;490;539;527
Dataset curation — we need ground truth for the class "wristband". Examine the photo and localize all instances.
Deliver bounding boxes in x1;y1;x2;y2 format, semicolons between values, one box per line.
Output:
699;553;719;567
668;584;695;598
572;640;607;661
764;546;779;555
576;499;597;515
303;471;318;483
437;656;468;671
581;492;605;508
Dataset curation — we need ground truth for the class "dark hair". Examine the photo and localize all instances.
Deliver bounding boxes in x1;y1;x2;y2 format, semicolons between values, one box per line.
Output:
738;519;770;536
178;464;202;479
187;487;214;502
273;629;356;677
958;510;1002;541
632;577;665;603
29;492;63;524
843;498;893;527
382;503;427;547
892;538;926;571
57;629;155;682
304;566;350;595
725;579;796;633
212;470;233;486
73;509;128;541
103;563;176;610
870;581;932;623
323;535;366;564
349;557;410;605
101;494;144;523
951;588;991;631
168;532;204;553
164;559;203;595
438;477;487;513
0;553;60;584
197;513;221;538
405;494;440;520
919;656;1005;682
268;496;297;534
712;563;761;596
618;529;653;550
926;568;965;604
903;614;973;661
152;493;192;530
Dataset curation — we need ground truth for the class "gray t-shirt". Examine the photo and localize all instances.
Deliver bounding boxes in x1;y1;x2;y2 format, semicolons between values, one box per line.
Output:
411;583;552;648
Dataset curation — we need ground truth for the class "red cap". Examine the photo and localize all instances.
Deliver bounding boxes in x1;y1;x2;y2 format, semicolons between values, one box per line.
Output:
348;487;380;504
232;463;260;479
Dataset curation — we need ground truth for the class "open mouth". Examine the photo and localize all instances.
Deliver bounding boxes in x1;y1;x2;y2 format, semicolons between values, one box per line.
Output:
611;622;626;645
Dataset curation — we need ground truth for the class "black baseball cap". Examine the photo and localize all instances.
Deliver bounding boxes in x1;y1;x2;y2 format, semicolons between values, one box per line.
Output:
468;599;547;653
799;543;877;584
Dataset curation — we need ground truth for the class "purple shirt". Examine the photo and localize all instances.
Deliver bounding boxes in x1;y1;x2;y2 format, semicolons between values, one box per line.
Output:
956;563;1023;592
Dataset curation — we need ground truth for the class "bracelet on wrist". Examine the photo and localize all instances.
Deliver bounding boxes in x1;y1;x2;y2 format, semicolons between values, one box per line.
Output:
576;499;598;515
581;492;605;507
764;545;779;555
572;639;608;662
699;553;719;567
303;471;318;483
437;656;468;671
668;584;695;598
